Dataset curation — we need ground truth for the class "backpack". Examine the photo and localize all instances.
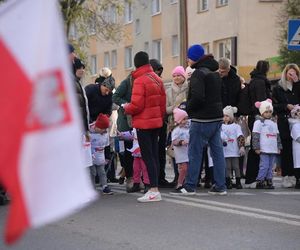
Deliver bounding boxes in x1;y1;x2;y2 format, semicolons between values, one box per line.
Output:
237;83;252;116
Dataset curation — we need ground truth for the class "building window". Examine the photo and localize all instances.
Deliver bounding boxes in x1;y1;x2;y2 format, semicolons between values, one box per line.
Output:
151;0;161;15
111;50;117;69
90;55;97;75
135;19;141;35
88;17;96;35
110;5;117;23
198;0;208;12
69;23;77;40
216;37;237;65
152;40;162;62
216;0;228;7
125;47;133;69
124;0;133;23
172;35;179;57
144;42;149;54
202;43;209;54
104;52;110;67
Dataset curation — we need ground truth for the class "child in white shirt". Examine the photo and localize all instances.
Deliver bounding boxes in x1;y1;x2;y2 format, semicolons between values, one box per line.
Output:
222;106;245;189
252;99;282;189
90;113;113;195
288;105;300;189
170;108;190;191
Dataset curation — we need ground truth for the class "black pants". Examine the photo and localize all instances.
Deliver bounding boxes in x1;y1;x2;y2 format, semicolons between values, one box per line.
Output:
118;140;133;178
280;137;294;176
245;115;260;184
158;122;167;181
137;128;160;188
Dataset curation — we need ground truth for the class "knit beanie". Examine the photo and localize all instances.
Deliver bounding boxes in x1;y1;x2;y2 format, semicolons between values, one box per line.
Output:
223;106;238;120
173;108;188;124
101;75;115;91
68;43;75;53
150;59;163;72
291;105;300;119
95;113;110;129
134;51;149;68
255;99;273;115
172;66;186;79
187;44;205;62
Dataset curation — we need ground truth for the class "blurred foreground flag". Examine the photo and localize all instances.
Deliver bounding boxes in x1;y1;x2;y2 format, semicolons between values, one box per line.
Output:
0;0;97;244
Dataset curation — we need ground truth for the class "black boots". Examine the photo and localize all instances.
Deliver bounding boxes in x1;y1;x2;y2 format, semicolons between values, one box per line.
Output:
127;183;140;193
295;179;300;189
256;180;265;189
226;178;232;189
235;177;243;189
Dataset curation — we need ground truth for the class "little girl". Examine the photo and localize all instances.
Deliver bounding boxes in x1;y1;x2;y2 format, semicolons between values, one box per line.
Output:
222;106;245;189
118;128;150;193
252;99;282;189
288;105;300;189
90;113;113;195
170;108;190;192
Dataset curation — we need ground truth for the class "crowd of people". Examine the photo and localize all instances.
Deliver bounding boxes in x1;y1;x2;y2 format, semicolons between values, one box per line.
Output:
1;43;299;205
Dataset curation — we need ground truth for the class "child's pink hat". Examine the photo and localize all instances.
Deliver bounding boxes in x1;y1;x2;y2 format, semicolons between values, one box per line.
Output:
173;108;188;124
172;66;186;79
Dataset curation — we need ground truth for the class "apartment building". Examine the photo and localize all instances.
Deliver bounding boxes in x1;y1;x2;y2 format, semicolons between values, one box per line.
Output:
85;0;284;84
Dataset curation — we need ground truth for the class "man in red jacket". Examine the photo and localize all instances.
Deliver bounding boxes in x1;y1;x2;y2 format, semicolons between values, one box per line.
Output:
123;51;166;202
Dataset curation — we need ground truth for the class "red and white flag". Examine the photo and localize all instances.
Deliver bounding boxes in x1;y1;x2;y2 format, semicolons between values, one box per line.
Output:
0;0;97;244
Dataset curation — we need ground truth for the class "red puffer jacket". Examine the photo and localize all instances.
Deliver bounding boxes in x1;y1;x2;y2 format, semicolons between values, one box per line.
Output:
124;64;166;129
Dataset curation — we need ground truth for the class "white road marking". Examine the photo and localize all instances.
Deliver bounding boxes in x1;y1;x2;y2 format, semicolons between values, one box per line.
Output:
264;192;300;195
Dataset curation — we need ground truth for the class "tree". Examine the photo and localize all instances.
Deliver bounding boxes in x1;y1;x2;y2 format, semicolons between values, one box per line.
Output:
278;0;300;69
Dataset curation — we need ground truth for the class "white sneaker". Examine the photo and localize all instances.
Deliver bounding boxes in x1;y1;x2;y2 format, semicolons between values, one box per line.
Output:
137;191;162;203
282;176;293;188
244;182;256;189
288;176;296;187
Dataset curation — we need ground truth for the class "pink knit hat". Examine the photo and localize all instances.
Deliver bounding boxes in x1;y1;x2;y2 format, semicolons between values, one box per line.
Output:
172;66;186;79
173;108;188;124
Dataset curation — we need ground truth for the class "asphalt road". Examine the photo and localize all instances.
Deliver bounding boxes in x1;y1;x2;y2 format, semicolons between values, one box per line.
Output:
0;177;300;250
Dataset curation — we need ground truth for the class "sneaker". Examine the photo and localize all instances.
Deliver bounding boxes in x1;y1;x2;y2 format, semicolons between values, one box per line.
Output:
169;187;196;195
256;180;265;189
208;186;227;196
282;176;293;188
244;182;257;189
288;176;296;187
158;179;175;188
118;177;125;185
108;177;119;183
102;186;113;195
137;191;162;203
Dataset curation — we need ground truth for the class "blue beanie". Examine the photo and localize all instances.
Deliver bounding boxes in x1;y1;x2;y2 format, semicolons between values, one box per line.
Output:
187;44;205;62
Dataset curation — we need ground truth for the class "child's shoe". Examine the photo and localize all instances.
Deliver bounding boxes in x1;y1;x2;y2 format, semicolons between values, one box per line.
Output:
235;177;243;189
127;183;141;193
265;179;275;189
256;180;265;189
282;176;293;188
226;178;232;189
102;186;113;195
137;191;162;203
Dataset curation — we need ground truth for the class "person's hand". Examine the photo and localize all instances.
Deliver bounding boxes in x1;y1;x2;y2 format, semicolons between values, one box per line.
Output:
287;104;294;111
121;103;128;109
255;150;260;155
239;146;246;156
289;71;299;82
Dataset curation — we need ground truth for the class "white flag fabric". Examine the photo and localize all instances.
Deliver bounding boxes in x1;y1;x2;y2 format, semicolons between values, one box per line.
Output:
0;0;97;244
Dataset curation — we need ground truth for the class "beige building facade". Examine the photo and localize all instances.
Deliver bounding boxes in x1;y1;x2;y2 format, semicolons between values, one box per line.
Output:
84;0;284;85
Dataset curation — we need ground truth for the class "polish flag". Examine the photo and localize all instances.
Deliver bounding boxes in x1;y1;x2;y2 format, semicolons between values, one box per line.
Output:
0;0;97;244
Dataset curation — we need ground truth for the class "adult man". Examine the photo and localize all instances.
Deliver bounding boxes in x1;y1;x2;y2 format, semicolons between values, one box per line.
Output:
173;44;227;195
123;51;166;202
218;57;241;108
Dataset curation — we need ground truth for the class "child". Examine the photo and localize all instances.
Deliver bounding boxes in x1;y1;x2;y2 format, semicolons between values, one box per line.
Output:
118;128;150;193
222;106;245;189
252;99;282;189
90;113;113;195
288;105;300;189
170;108;190;192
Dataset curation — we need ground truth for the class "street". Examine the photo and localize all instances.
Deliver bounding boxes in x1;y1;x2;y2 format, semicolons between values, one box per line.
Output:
0;177;300;250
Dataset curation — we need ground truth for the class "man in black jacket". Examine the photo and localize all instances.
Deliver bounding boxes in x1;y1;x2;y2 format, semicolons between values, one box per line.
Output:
173;44;226;195
218;57;241;108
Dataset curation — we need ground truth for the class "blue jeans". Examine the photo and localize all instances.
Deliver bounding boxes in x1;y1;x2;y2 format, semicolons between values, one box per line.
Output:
185;121;226;191
257;153;276;181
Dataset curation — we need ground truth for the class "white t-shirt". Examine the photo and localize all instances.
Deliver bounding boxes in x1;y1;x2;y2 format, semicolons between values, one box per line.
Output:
172;125;189;164
221;123;243;158
290;121;300;168
253;119;279;154
90;131;109;165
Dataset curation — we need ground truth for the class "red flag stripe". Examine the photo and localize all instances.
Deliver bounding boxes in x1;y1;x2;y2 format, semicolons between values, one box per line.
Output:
0;38;32;244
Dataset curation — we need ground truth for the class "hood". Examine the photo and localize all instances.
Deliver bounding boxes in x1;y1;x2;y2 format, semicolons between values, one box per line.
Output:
250;68;267;80
191;54;219;72
149;59;163;71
